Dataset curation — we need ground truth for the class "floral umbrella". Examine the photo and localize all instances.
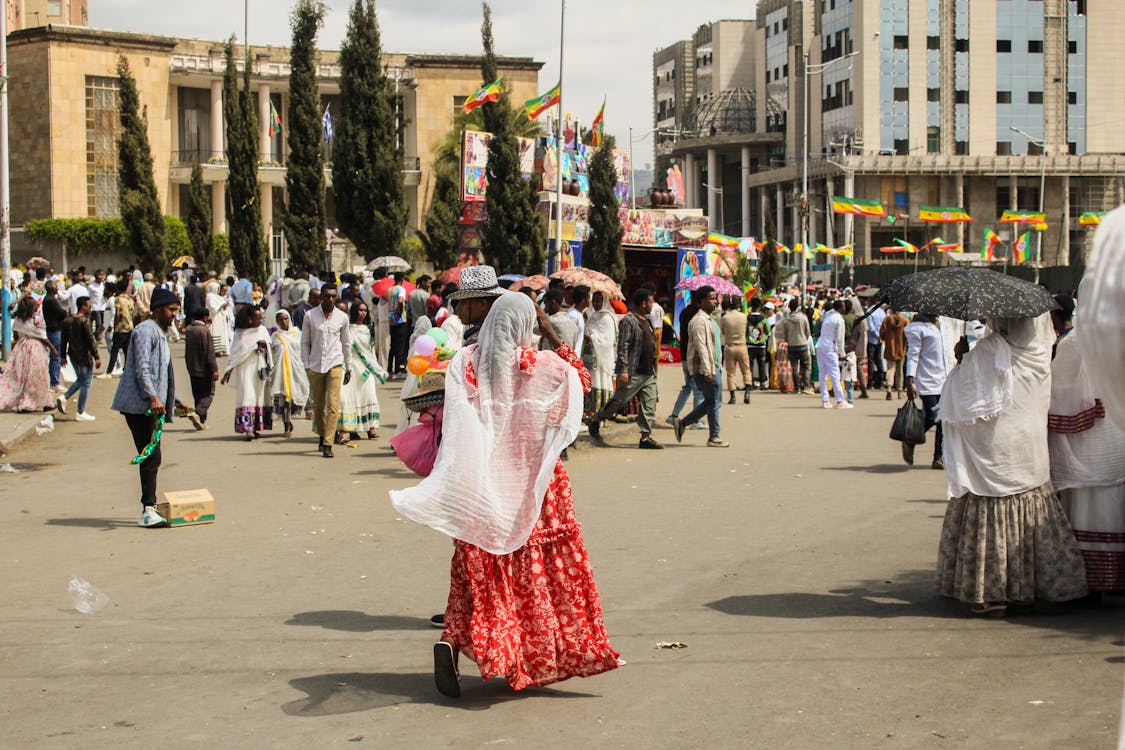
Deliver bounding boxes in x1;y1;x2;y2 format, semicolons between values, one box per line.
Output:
366;255;411;272
675;274;743;297
522;274;550;291
548;267;625;301
438;266;467;287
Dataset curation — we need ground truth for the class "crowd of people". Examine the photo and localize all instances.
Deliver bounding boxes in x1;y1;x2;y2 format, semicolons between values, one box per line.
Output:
2;220;1122;697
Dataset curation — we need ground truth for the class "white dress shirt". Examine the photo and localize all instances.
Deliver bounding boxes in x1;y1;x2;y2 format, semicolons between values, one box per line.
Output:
904;320;949;396
301;305;352;373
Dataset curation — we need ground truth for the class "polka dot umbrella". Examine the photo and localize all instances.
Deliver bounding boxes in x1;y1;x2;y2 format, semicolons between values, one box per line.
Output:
870;267;1058;321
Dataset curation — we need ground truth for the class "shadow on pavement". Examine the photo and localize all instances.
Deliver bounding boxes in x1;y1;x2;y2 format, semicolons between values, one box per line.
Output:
825;463;913;474
285;610;429;632
45;517;135;530
282;671;597;715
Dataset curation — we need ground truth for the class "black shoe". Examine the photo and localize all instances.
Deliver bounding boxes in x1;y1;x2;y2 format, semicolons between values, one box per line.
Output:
433;641;461;698
587;419;602;441
727;392;736;405
429;613;445;628
322;445;334;458
743;388;751;404
638;436;664;450
318;437;326;451
901;441;915;466
673;418;686;444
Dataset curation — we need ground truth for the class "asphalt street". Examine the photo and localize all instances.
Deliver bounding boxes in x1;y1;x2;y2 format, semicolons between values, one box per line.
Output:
1;350;1121;749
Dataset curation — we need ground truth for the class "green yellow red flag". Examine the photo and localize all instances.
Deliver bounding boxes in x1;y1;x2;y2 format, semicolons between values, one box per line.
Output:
918;205;973;223
464;78;503;114
831;196;885;217
524;82;561;119
999;210;1046;224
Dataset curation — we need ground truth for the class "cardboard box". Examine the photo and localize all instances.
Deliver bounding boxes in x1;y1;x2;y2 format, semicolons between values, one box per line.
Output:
157;489;215;527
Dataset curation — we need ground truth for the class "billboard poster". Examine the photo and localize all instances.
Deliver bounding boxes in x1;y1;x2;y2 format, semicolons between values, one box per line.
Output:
547;239;583;275
462;130;537;201
612;149;631;205
673;247;708;333
619;210;709;248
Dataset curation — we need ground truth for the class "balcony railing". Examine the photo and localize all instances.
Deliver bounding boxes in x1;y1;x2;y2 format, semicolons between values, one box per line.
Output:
171;152;422;177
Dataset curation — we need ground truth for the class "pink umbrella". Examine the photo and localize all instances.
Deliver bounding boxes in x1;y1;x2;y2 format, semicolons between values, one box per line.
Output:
675;274;743;297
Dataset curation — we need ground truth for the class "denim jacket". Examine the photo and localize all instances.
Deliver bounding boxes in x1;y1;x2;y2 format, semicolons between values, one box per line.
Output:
111;320;175;419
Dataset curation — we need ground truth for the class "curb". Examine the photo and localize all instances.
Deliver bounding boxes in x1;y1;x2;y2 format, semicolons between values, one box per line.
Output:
0;413;49;456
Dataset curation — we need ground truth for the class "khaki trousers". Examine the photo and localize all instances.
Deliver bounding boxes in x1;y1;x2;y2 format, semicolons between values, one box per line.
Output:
723;345;752;391
307;365;344;441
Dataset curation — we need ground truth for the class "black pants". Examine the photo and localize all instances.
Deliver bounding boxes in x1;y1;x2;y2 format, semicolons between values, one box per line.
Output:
124;411;161;509
866;342;884;388
190;374;215;423
749;347;769;387
788;345;812;390
389;323;410;373
920;394;943;463
106;332;131;372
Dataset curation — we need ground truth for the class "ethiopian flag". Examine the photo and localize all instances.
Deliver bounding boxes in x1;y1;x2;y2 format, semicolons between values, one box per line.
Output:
268;101;282;138
999;210;1046;224
894;238;920;253
708;232;739;248
1079;211;1106;226
464;78;503;114
831;196;885;217
982;227;1002;260
1013;231;1031;263
525;82;561;119
919;205;972;223
590;98;606;147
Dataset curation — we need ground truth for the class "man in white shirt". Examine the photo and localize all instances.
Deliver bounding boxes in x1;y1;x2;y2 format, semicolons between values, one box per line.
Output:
864;300;887;389
815;299;850;408
301;283;352;459
64;271;89;316
86;269;107;340
566;285;589;355
904;313;949;469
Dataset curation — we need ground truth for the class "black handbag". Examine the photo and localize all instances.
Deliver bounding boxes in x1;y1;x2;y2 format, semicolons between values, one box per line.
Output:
889;399;926;445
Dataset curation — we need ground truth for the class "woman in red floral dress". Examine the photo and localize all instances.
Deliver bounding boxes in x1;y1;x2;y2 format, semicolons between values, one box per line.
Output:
391;293;619;697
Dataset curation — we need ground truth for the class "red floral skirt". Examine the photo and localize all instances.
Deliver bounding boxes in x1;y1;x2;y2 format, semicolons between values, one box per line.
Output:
442;459;620;691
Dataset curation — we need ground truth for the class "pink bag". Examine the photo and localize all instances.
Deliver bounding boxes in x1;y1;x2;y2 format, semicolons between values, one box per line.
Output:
390;406;443;477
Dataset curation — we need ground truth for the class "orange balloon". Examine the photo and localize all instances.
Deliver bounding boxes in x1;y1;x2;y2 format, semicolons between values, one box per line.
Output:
407;355;430;376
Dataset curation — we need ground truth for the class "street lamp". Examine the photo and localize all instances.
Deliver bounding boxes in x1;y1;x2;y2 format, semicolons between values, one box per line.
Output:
801;50;858;301
1009;125;1047;284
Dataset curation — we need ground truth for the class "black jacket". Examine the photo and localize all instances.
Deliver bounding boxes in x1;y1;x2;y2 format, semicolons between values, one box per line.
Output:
42;296;67;333
60;314;98;367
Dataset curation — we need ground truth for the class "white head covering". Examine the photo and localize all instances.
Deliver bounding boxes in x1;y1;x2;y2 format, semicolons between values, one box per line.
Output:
391;293;582;554
940;313;1054;498
584;294;617;377
1079;205;1125;430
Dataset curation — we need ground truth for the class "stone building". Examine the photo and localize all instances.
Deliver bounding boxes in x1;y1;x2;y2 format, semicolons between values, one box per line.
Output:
7;25;542;267
655;0;1125;266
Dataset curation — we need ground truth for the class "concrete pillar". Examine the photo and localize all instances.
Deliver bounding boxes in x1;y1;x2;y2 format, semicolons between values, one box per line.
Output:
843;172;856;259
775;185;785;243
258;83;271;162
211;181;226;234
740;146;751;237
954;173;964;255
759;188;768;238
1059;175;1070;266
210;79;224;160
261;187;273;242
706;148;718;231
684;153;696;209
790;184;800;251
825;176;836;248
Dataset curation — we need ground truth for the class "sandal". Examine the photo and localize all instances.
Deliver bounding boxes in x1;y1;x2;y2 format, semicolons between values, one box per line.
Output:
433;640;461;698
334;433;350;445
367;430;379;440
970;603;1008;618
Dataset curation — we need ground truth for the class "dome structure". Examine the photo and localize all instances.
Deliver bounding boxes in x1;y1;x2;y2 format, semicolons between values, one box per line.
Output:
687;88;758;136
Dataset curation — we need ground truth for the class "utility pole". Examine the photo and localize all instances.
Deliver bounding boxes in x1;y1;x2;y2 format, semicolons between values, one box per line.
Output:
1;3;10;359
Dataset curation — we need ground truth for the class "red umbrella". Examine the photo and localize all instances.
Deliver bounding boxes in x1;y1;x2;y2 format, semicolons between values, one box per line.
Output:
370;277;416;298
438;266;466;287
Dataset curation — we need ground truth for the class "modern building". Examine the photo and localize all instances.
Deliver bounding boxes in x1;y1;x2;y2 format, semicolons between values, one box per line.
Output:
7;24;542;267
658;0;1125;266
5;0;87;32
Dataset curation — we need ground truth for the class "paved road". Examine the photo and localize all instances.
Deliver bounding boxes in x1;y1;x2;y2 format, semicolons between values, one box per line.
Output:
1;351;1121;749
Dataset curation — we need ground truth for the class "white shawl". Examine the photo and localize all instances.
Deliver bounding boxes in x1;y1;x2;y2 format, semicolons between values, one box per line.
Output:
224;325;272;376
270;320;309;407
391;293;582;554
940;314;1053;499
1079;205;1125;431
585;296;618;383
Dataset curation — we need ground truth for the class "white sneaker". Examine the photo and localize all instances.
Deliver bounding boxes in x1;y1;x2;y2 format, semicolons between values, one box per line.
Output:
55;395;67;414
836;402;854;409
76;412;96;422
95;373;113;380
139;506;167;528
822;401;833;409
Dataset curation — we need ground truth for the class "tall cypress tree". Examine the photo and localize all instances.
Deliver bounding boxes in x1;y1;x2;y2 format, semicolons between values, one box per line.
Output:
758;239;781;293
283;0;327;270
224;40;266;283
421;167;461;269
479;2;544;275
186;163;214;269
332;0;406;261
116;56;166;275
583;138;624;282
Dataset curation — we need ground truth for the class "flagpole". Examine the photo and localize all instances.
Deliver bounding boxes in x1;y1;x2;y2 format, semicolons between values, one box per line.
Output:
0;1;10;360
551;0;566;275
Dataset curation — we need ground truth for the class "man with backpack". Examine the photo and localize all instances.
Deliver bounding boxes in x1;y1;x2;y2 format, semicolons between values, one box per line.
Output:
746;297;770;390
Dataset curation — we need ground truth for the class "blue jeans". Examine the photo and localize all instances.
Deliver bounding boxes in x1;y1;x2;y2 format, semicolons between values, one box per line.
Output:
681;372;721;439
671;361;703;417
47;331;61;386
920;394;943;462
64;364;93;413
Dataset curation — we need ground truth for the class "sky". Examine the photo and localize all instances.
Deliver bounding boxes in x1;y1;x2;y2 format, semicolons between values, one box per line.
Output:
91;0;755;169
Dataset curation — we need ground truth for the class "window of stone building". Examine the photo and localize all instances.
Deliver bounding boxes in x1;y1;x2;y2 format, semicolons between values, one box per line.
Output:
955;39;969;52
996;90;1012;104
893;35;909;50
997;40;1011;52
955;141;968;155
893;139;909;155
1028;90;1043;104
1067;40;1077;54
893;87;909;102
927;36;940;50
47;0;62;16
1028;40;1043;53
927;126;940;154
954;90;969;104
996;141;1012;155
927;88;940;102
86;76;120;218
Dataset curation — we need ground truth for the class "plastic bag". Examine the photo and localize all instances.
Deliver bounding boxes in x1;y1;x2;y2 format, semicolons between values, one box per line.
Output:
889;399;926;445
389;407;443;478
68;577;109;614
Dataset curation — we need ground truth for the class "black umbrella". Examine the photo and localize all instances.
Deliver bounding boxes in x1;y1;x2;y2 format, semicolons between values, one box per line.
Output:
864;267;1058;321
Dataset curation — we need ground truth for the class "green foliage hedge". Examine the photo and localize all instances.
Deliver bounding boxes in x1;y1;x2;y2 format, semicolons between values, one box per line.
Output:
27;216;192;265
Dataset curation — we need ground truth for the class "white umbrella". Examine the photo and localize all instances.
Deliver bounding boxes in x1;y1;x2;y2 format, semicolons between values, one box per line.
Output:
366;255;411;272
